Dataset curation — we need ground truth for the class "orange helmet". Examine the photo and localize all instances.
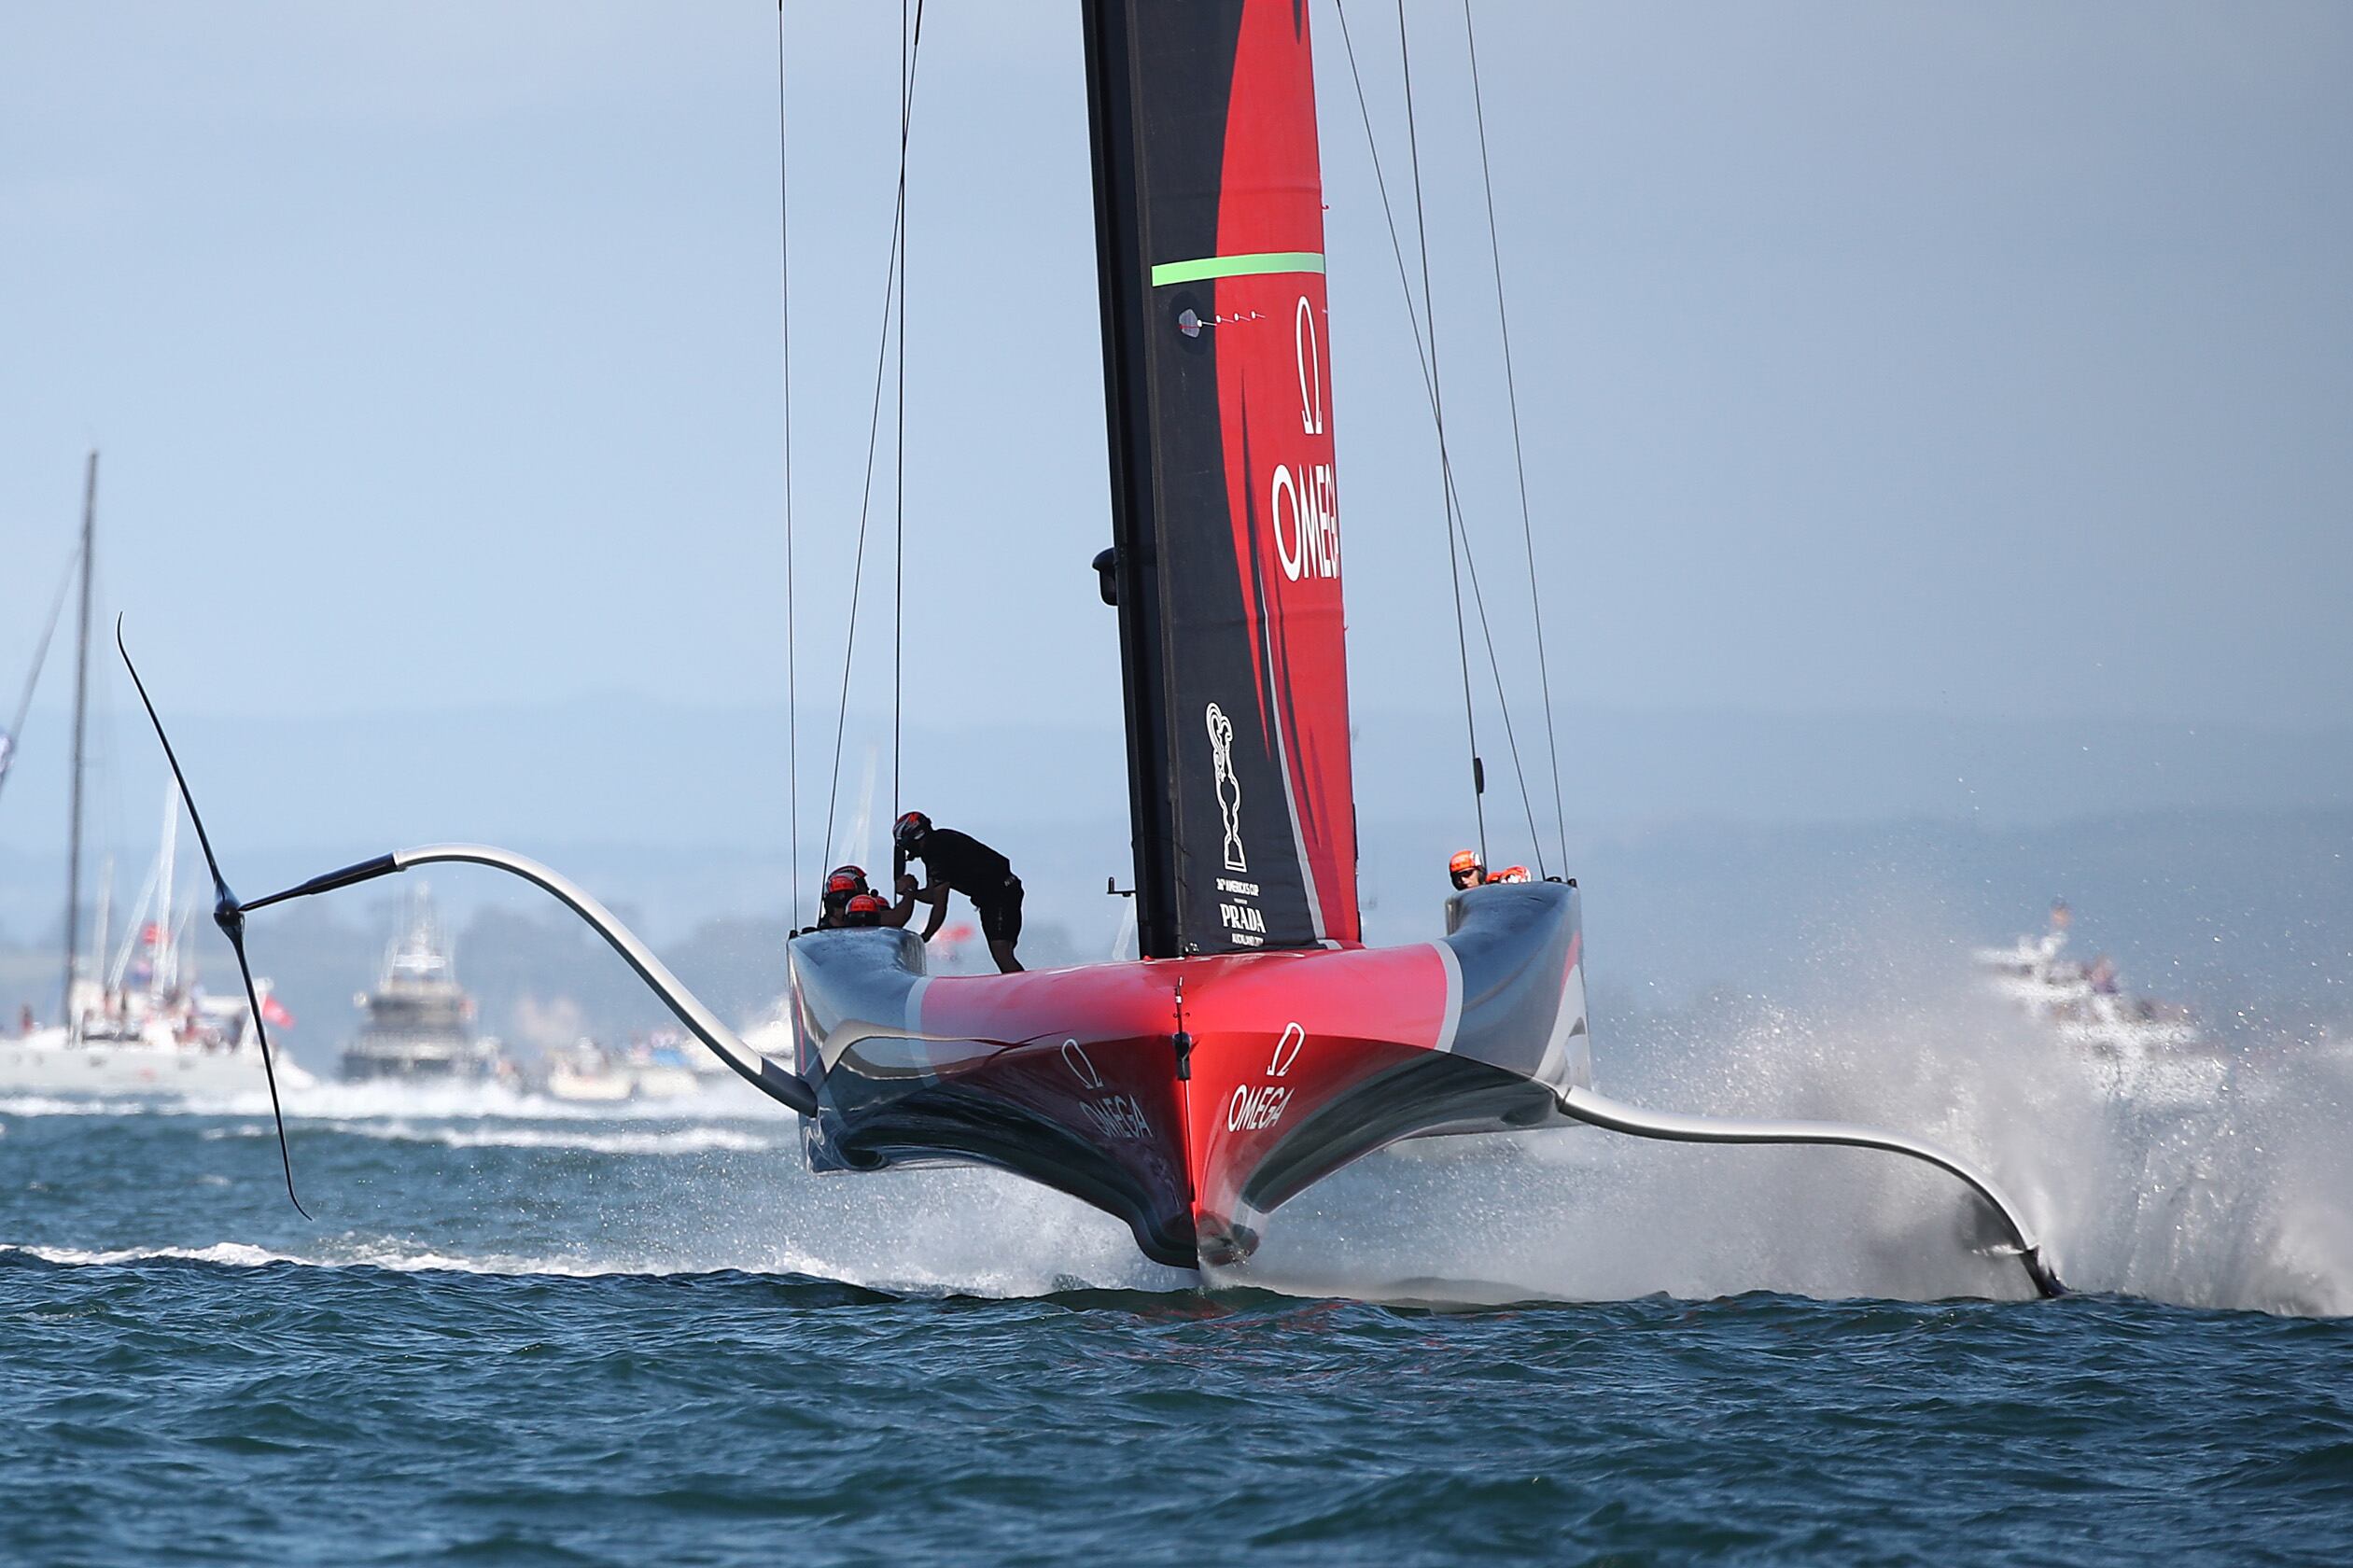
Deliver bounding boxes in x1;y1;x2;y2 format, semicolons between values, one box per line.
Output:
823;865;870;904
1448;849;1484;889
843;892;889;927
1494;864;1532;884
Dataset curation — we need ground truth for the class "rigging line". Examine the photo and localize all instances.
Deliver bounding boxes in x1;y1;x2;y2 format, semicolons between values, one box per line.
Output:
1442;444;1548;873
1463;0;1566;871
1395;6;1544;874
0;538;84;805
1393;0;1485;865
1335;0;1544;873
819;0;925;875
774;2;802;930
891;0;925;833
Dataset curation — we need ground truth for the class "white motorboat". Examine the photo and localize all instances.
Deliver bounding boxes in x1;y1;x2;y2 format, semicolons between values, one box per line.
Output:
541;1033;709;1104
1973;903;2228;1108
341;889;510;1085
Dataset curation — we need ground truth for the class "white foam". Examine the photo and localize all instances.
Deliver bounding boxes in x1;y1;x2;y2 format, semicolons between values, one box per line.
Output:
10;927;2344;1315
0;1188;1168;1293
4;1240;294;1269
1231;958;2353;1317
0;1239;661;1277
332;1121;783;1155
0;1079;791;1125
0;1095;175;1118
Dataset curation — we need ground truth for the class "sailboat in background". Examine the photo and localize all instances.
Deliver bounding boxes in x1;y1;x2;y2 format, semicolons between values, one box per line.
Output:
0;781;315;1096
134;1;2059;1295
4;454;311;1095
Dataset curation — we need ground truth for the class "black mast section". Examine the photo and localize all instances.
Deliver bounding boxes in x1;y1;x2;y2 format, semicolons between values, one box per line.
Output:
1080;1;1181;960
61;451;96;1029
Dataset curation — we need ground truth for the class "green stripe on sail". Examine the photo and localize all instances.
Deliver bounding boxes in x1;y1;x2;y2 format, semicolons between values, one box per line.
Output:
1149;250;1325;287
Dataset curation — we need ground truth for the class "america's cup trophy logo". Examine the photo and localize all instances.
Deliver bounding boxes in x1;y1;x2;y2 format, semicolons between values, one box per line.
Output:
1207;702;1246;873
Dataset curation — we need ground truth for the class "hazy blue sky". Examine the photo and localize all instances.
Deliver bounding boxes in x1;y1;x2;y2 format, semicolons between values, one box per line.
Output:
6;0;2349;751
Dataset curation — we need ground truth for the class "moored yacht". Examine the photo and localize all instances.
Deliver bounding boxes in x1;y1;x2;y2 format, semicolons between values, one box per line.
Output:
1;973;315;1099
1;781;315;1099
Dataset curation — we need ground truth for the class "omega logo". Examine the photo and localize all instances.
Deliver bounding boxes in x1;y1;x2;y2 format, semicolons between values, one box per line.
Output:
1061;1039;1103;1090
1270;295;1340;584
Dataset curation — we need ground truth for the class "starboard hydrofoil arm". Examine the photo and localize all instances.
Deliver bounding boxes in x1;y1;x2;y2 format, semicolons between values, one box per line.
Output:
1552;1085;2065;1298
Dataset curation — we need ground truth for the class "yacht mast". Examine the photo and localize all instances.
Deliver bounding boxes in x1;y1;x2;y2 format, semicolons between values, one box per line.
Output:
1079;0;1180;958
61;451;96;1027
155;782;179;997
91;855;113;1010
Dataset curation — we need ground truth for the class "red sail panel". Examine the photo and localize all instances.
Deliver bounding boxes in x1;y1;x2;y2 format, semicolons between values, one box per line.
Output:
1087;0;1360;956
1211;0;1358;945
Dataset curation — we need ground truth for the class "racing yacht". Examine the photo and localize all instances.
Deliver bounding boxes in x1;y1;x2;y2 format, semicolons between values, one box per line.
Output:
127;0;2066;1296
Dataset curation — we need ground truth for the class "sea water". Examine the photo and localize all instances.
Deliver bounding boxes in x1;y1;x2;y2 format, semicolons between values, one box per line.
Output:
2;983;2347;1564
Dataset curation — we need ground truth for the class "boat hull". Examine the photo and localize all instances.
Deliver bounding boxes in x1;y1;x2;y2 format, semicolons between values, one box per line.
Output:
0;1035;318;1098
791;880;1590;1267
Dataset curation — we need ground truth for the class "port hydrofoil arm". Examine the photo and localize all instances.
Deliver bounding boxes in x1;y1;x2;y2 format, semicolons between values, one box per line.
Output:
1554;1085;2066;1299
243;846;819;1117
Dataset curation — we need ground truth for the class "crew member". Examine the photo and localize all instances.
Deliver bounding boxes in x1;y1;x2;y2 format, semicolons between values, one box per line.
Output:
1492;864;1533;884
787;865;873;938
892;810;1025;973
1448;849;1486;891
818;865;870;929
841;892;889;928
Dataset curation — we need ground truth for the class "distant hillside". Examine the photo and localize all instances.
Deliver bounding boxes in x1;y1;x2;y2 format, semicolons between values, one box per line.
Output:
8;693;2346;1063
6;693;2346;862
7;805;2346;1075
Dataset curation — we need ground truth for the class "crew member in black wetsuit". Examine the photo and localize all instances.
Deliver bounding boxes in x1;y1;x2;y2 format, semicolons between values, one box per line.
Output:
890;810;1025;973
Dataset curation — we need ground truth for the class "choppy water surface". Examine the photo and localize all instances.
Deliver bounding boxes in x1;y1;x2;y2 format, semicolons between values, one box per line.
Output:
3;987;2349;1564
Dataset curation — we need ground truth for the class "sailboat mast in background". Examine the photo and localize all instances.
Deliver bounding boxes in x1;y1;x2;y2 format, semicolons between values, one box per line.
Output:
60;451;97;1028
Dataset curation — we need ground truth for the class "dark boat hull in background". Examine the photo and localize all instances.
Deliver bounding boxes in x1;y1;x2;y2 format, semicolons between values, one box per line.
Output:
791;881;1590;1267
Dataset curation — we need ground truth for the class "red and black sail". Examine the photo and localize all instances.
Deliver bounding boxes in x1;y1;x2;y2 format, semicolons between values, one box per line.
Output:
1085;0;1359;959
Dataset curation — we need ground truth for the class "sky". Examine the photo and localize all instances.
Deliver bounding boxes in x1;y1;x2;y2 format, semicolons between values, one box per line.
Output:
5;0;2349;760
